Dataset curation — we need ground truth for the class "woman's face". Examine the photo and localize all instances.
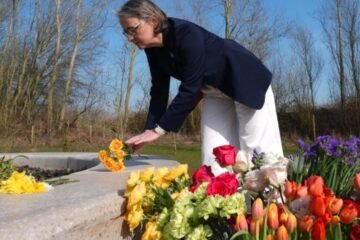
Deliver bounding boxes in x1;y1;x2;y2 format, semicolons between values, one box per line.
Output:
120;17;159;49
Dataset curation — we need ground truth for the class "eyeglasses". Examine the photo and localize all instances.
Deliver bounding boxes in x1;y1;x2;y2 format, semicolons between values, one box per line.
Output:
123;22;143;37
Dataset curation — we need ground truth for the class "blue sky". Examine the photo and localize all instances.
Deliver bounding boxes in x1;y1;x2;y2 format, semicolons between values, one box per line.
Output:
104;0;329;107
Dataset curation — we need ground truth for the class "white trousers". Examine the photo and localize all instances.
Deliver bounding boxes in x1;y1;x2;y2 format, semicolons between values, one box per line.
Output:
201;85;283;175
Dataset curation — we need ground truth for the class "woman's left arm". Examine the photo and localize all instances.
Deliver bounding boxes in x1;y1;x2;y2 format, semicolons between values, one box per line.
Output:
156;24;206;132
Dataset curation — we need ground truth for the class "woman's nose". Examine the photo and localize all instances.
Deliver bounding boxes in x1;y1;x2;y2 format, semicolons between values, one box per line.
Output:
127;35;134;42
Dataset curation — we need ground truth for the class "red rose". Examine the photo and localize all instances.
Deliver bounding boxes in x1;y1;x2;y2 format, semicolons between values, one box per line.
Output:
213;145;236;167
206;172;239;196
189;165;214;192
192;165;214;184
350;225;360;240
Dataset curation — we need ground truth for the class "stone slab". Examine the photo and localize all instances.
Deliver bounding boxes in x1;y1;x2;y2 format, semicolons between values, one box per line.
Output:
0;153;179;240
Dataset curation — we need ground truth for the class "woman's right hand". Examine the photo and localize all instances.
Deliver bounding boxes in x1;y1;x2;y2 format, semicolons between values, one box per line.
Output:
125;130;161;155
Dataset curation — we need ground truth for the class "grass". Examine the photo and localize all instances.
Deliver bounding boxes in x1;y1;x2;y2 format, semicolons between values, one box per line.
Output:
141;143;202;173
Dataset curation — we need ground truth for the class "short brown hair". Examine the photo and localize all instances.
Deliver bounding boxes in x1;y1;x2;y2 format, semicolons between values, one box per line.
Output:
117;0;168;34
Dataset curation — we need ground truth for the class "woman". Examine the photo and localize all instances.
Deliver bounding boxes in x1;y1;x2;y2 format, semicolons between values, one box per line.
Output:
119;0;283;175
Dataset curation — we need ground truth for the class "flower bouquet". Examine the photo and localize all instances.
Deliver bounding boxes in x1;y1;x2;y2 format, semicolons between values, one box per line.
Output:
0;156;53;194
98;138;131;172
122;138;359;240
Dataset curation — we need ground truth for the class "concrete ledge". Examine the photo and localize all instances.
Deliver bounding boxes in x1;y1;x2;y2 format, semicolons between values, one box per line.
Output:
0;153;179;240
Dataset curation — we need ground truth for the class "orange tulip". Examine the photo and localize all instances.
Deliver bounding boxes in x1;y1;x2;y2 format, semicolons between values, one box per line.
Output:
326;196;343;214
299;215;314;232
266;234;275;240
331;215;340;224
249;218;263;236
286;213;297;233
284;181;297;200
276;225;289;240
252;198;265;220
267;203;279;230
306;176;324;197
296;185;308;198
354;173;360;192
279;212;288;225
311;219;326;240
234;213;248;231
309;196;326;217
339;204;358;224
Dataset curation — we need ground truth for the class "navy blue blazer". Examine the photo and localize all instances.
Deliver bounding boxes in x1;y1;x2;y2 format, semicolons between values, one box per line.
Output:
144;18;272;132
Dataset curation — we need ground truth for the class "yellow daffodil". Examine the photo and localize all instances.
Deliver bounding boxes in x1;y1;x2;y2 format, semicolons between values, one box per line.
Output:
109;139;124;152
0;171;52;194
140;167;155;183
163;164;188;182
127;182;146;210
152;167;170;188
126;204;143;231
125;171;140;197
141;221;161;240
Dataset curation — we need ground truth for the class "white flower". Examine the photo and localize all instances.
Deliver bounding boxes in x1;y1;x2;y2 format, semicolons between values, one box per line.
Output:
260;161;288;187
244;169;267;192
289;197;311;219
233;150;254;173
261;153;281;165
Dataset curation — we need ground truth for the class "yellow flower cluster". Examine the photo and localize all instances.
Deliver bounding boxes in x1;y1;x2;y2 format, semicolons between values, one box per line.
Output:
0;171;52;194
124;164;189;236
98;139;127;172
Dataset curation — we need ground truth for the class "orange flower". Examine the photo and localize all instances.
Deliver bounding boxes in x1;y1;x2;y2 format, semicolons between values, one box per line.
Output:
267;203;279;230
309;196;326;217
331;215;340;224
306;176;324;197
249;218;263;236
266;234;275;240
326;196;343;215
279;212;288;225
284;181;297;200
276;225;289;240
114;149;126;160
296;185;308;198
234;213;248;231
339;204;358;224
98;150;108;162
103;156;116;170
299;215;314;232
354;173;360;192
112;161;125;172
109;138;124;152
286;213;297;234
311;219;326;240
252;198;265;220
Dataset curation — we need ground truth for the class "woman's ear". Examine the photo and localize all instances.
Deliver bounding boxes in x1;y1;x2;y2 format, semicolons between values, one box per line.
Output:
148;17;158;28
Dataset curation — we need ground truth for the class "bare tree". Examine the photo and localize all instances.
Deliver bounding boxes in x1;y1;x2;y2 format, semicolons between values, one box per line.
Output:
290;26;324;139
342;0;360;100
319;0;347;109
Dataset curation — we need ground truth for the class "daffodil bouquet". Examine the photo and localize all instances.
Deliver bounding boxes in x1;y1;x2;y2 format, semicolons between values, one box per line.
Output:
0;156;53;194
98;138;131;172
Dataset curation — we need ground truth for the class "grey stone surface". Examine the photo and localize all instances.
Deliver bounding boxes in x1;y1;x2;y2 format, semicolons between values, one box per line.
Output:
0;153;179;240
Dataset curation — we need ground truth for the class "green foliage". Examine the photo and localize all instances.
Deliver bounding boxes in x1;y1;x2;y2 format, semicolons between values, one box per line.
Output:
0;156;15;182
